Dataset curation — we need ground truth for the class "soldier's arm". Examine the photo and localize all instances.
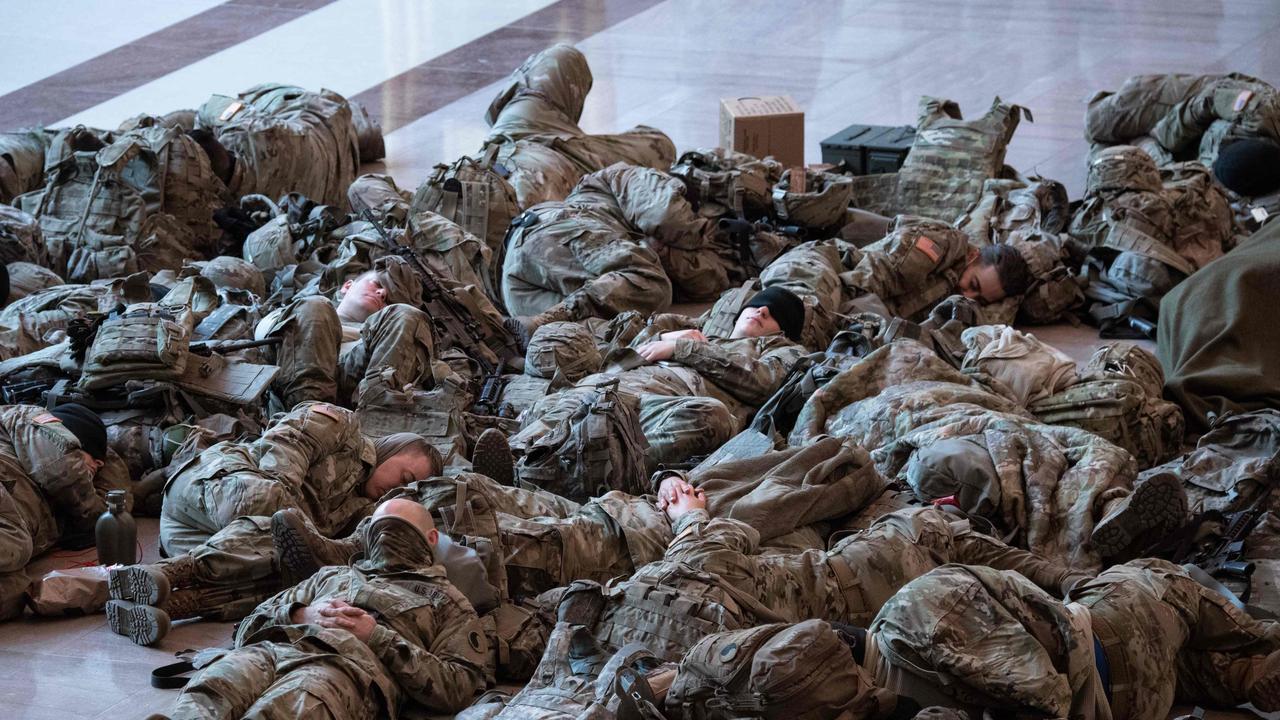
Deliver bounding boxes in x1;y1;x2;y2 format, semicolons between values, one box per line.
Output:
29;451;104;524
253;402;355;479
366;600;489;713
605;165;708;249
951;526;1081;596
568;235;673;317
232;574;324;645
663;509;760;563
671;340;804;405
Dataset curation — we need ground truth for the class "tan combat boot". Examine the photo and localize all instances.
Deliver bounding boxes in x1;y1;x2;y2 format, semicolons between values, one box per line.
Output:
105;600;171;646
108;554;197;606
272;508;363;582
1090;472;1187;559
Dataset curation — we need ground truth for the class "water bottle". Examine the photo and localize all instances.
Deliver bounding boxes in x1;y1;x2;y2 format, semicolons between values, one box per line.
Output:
95;490;137;566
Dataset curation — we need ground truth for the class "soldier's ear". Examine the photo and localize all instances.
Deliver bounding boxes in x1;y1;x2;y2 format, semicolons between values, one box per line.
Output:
426;528;439;546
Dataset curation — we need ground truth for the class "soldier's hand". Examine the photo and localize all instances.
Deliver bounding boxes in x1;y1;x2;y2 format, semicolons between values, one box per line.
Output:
636;341;678;363
660;329;706;342
316;600;378;643
657;475;696;509
664;484;707;521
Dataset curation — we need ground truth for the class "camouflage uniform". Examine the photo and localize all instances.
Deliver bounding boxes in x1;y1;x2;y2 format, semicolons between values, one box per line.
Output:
160;401;376;555
0;405;104;619
163;521;488;718
503;163;733;319
1086;73;1280;167
391;436;886;600
514;334;804;472
484;44;675;208
0;274;154;361
762;220;974;325
196;83;365;207
871;561;1280;720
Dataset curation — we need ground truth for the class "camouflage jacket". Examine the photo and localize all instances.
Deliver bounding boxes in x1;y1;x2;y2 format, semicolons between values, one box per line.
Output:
669;335;805;414
0;404;104;526
842;221;973;321
236;558;489;716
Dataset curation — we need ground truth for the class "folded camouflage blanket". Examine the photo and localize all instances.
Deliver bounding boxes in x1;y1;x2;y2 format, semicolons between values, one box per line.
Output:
1158;220;1280;433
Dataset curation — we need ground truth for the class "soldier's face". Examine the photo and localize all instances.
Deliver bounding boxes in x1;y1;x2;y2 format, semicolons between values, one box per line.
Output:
731;305;782;339
363;450;437;499
957;261;1007;303
337;273;388;322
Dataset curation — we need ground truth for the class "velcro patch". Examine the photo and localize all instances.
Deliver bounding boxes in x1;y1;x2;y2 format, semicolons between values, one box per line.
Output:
914;235;942;264
33;413;60;425
219;101;245;121
1235;90;1254;112
310;403;342;421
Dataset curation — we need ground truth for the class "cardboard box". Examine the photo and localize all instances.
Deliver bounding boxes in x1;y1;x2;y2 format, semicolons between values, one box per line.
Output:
719;96;804;168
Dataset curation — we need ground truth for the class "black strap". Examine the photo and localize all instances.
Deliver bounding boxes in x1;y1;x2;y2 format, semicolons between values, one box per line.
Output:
151;660;196;689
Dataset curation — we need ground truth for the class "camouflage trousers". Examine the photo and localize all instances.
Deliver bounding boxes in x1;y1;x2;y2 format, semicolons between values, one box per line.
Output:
154;516;284;621
0;472;61;620
166;639;381;720
1073;558;1280;720
270;297;436;409
160;463;302;555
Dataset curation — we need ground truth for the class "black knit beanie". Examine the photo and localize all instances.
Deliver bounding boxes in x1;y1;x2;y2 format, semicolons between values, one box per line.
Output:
742;286;805;342
1214;138;1280;197
50;403;107;461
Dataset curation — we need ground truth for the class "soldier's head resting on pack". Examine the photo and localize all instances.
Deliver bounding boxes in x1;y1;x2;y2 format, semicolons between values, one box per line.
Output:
957;244;1031;303
364;433;444;499
51;403;108;471
336;270;389;323
186;128;235;186
733;287;804;341
1214;138;1280;197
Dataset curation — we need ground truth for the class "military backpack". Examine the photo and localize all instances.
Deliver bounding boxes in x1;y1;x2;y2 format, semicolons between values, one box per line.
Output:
1028;374;1184;469
666;620;888;720
78;303;192;391
515;380;649;503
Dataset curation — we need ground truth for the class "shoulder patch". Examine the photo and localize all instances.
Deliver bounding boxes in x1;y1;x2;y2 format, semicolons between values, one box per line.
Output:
914;235;942;264
310;403;342;422
32;413;60;425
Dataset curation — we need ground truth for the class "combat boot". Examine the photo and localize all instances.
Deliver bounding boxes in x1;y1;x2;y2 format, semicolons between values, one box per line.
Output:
108;554;197;605
1090;472;1187;559
105;600;171;646
471;428;514;485
272;508;363;581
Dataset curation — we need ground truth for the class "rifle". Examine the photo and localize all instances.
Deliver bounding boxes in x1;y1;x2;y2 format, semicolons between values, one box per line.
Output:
1176;473;1276;603
717;217;806;277
471;359;512;418
360;209;522;375
189;337;282;356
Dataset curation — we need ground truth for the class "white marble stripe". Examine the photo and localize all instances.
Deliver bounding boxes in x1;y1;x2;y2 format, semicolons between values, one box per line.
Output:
0;0;227;97
57;0;556;129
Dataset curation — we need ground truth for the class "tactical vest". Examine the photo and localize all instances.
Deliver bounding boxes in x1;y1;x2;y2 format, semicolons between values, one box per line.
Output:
18;131;194;283
410;147;520;302
78;304;191;391
598;568;754;662
666;620;887;720
1159;161;1235;270
896;96;1029;223
700;281;759;339
1013;237;1085;325
515;381;649;503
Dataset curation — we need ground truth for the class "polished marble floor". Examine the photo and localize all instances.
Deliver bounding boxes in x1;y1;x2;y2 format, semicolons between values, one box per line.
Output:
1;0;1279;718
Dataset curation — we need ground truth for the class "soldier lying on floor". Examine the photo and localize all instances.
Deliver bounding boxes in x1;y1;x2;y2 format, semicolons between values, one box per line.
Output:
147;500;488;720
866;561;1280;719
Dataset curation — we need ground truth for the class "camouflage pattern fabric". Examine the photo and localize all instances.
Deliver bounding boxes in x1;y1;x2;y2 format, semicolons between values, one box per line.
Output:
770;168;855;231
160;401;376;554
666;620;895;720
0;204;47;267
868;564;1109;720
4;261;62;303
669;147;782;219
170;524;488;718
484;43;674;204
0;128;54;204
892;96;1028;223
16;129;198;283
1159;161;1237;270
197;83;362;208
843;220;973;321
959;324;1078;407
1141;409;1280;514
1071;559;1280;720
0;405;104;619
882;407;1138;570
524;321;601;383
